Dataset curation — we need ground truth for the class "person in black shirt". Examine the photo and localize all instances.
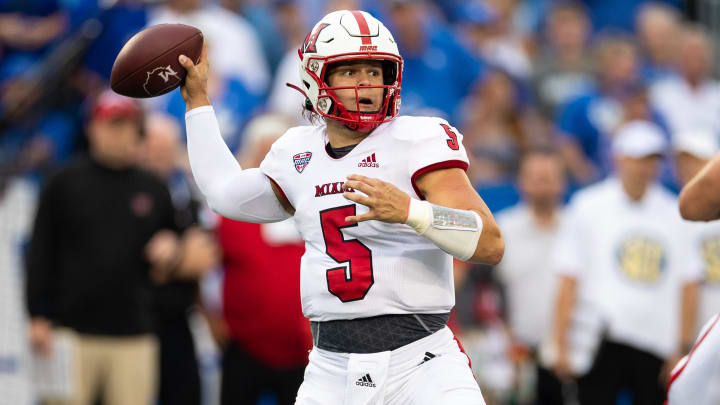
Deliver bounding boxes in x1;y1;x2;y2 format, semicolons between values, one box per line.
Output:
26;90;192;405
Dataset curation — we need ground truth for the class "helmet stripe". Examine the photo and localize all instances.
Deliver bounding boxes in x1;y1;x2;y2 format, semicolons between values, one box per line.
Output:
350;10;372;45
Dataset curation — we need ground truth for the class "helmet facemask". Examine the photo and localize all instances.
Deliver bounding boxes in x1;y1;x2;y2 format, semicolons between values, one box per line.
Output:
312;56;402;132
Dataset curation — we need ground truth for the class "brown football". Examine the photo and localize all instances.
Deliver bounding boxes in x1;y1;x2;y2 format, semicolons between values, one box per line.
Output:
110;24;203;98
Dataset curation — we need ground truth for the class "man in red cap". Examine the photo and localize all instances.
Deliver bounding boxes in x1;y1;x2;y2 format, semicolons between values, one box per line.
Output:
26;90;198;405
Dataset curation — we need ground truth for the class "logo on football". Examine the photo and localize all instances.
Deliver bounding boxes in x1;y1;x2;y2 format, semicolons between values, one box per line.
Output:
293;152;312;173
142;65;181;96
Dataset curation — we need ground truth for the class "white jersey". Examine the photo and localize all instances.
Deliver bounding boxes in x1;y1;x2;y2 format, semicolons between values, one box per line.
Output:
259;116;469;322
667;313;720;405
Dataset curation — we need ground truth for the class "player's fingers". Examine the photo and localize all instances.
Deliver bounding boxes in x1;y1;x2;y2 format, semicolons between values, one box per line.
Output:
200;42;209;65
343;179;374;195
346;212;375;223
343;191;373;207
178;54;195;70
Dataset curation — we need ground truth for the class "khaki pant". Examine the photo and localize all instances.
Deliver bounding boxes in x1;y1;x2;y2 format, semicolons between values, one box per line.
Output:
47;330;158;405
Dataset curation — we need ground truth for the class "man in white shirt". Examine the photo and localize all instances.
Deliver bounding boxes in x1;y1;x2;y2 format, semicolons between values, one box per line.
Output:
496;150;568;404
650;25;720;137
551;121;701;405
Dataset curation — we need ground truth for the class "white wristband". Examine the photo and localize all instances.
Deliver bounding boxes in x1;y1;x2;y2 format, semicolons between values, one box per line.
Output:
404;198;483;261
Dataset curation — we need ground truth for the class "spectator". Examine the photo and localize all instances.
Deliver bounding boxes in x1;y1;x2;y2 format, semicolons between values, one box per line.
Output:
148;0;270;96
555;34;650;184
551;121;700;405
636;2;681;83
385;0;485;122
533;1;594;118
673;129;720;333
212;113;311;405
650;25;720;138
140;112;219;405
496;149;568;405
461;70;526;212
460;0;533;80
25;90;199;405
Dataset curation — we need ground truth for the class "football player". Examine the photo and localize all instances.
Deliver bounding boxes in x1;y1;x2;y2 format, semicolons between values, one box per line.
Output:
178;10;503;405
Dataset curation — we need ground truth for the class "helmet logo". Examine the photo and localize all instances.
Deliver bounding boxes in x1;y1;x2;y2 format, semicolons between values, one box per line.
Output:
303;23;330;54
359;45;378;51
310;61;320;72
318;98;328;110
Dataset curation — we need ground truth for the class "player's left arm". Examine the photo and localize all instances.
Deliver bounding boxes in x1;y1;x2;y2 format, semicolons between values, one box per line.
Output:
343;168;504;265
679;152;720;221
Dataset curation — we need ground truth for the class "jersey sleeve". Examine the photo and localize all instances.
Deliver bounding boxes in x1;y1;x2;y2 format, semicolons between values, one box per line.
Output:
407;118;470;199
259;138;294;210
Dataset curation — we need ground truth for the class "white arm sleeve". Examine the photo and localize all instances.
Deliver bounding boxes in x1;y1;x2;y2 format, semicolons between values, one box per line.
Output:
185;106;291;223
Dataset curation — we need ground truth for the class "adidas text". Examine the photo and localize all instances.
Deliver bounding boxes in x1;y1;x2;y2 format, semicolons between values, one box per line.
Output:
356;381;377;388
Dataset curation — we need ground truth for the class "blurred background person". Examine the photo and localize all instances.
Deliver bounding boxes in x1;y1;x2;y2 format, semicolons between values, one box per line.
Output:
25;91;201;405
650;25;720;139
140;112;219;405
461;69;526;212
551;121;700;405
554;33;644;185
636;2;681;83
459;0;532;81
206;113;311;405
532;1;594;119
495;149;568;405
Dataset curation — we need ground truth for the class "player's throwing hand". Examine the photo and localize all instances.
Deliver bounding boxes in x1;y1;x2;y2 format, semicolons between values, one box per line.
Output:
343;174;411;223
178;43;210;110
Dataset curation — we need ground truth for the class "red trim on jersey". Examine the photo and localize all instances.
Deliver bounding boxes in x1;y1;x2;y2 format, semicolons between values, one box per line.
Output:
411;160;469;200
453;335;472;369
351;10;372;45
666;314;720;397
267;176;295;211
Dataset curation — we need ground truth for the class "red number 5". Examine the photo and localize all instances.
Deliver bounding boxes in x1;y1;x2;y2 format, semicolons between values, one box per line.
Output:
440;123;459;150
320;205;374;302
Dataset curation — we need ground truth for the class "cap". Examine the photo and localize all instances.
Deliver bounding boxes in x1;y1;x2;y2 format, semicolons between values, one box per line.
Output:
91;90;141;121
673;129;719;159
612;120;667;158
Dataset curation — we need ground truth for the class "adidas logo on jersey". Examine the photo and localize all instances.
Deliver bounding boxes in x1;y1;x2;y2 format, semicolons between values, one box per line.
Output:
358;153;379;168
356;373;376;388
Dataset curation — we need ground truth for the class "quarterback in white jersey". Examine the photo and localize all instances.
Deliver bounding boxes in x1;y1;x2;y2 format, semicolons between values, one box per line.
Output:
178;9;503;405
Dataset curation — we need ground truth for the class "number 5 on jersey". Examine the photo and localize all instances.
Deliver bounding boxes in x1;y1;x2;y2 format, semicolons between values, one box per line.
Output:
320;205;374;302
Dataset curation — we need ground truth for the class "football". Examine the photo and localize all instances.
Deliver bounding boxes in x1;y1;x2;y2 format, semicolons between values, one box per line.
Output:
110;24;203;98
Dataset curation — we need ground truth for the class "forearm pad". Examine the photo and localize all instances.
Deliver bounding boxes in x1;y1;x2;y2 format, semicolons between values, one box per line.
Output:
405;198;482;261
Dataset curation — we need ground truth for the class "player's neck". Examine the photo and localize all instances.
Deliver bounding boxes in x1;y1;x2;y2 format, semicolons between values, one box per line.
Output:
326;119;372;148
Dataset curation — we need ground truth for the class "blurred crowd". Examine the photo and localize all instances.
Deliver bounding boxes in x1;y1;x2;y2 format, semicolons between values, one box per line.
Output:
1;0;719;405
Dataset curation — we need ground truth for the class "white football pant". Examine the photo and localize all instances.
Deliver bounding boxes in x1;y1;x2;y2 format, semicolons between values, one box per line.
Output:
295;327;486;405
